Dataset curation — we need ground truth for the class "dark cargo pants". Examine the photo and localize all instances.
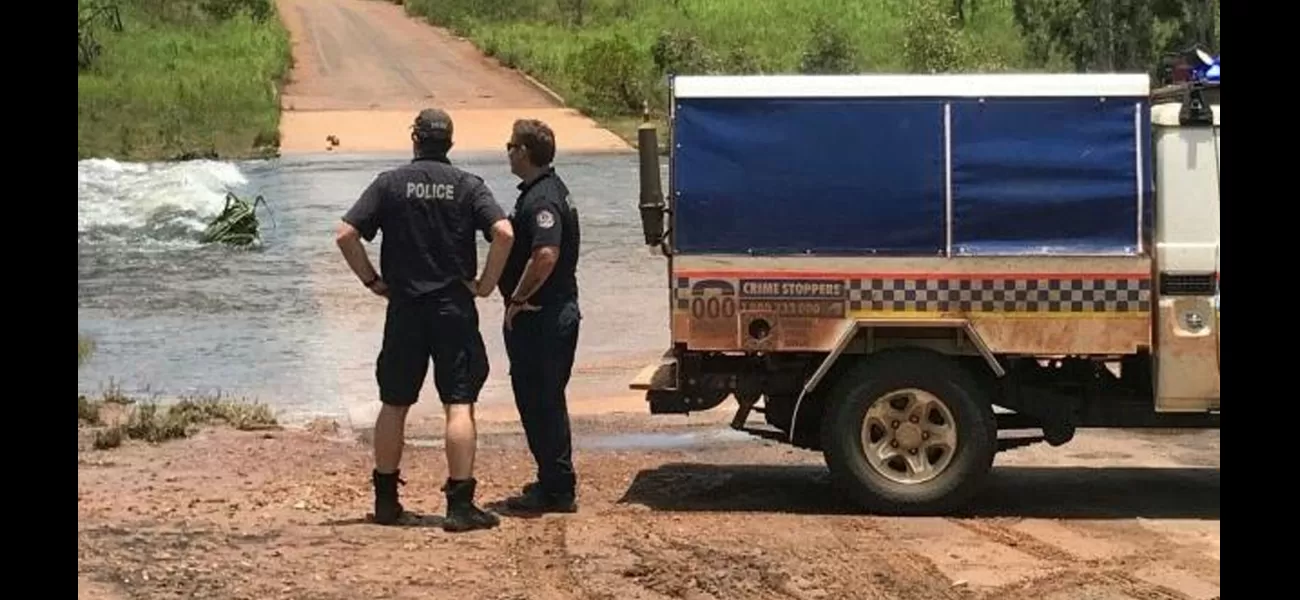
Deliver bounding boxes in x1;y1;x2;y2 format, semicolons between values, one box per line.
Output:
503;300;581;496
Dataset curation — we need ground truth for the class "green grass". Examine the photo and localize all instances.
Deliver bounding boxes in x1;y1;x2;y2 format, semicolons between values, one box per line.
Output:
402;0;1031;146
77;0;292;161
78;334;96;368
79;385;280;449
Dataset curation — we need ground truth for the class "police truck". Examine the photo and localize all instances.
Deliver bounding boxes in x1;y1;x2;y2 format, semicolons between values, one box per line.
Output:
628;69;1220;514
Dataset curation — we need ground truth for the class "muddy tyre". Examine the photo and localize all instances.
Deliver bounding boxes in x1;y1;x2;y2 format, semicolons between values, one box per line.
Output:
821;349;997;515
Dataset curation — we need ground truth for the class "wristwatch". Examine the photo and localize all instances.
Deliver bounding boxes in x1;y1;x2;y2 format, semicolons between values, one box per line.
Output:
508;297;525;306
363;273;381;288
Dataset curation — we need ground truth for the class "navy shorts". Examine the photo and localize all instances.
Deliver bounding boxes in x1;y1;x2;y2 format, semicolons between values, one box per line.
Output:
376;287;488;405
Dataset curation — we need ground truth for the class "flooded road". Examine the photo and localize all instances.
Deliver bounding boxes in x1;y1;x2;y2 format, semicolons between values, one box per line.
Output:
77;151;669;423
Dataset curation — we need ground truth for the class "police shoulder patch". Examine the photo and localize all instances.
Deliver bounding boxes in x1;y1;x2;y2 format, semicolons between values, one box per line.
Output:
536;208;555;229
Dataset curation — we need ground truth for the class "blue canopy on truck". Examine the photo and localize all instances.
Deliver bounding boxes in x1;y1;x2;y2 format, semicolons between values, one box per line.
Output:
669;74;1154;257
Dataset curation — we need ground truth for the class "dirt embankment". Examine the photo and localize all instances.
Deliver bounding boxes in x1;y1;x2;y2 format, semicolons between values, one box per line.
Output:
79;415;1220;600
273;0;629;154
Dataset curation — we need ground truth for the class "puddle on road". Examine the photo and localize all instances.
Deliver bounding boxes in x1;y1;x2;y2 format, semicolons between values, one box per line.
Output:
581;429;756;450
405;428;758;451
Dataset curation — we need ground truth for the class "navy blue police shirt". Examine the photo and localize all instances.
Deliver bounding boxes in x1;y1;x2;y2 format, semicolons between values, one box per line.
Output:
342;156;506;302
498;167;580;307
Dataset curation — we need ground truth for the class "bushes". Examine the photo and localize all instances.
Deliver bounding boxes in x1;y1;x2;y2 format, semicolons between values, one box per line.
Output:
903;0;1012;72
650;30;718;76
570;35;647;116
78;1;124;71
403;0;1027;122
799;17;857;74
903;1;968;73
199;0;274;22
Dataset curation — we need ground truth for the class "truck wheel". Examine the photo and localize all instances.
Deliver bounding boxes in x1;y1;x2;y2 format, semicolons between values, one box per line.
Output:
821;349;997;515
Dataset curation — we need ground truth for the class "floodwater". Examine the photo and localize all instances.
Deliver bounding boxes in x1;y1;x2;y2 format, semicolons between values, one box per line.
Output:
404;429;757;451
77;151;670;424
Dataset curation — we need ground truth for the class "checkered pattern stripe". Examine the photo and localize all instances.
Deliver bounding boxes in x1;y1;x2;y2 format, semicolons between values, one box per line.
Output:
847;277;1151;312
675;277;691;310
674;276;1152;313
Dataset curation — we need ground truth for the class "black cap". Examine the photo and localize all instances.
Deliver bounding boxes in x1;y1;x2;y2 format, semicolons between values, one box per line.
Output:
412;108;453;140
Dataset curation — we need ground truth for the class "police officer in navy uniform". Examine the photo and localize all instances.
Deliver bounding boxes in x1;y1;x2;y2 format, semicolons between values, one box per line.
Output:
498;119;583;513
335;108;516;532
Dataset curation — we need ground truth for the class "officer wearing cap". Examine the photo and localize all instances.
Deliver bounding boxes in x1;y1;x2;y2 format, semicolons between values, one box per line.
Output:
497;119;583;513
335;108;515;532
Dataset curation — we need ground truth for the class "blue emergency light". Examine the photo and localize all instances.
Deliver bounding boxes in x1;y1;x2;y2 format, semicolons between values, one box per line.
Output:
1191;48;1219;83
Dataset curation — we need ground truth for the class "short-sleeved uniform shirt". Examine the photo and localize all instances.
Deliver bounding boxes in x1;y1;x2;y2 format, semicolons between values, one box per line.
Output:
498;167;580;307
342;156;506;303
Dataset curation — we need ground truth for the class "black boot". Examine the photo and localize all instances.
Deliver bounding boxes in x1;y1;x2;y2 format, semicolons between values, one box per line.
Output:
441;478;500;533
507;475;577;514
372;469;407;525
505;483;577;514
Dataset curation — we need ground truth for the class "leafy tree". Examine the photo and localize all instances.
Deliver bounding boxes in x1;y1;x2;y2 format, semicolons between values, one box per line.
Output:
1012;0;1218;74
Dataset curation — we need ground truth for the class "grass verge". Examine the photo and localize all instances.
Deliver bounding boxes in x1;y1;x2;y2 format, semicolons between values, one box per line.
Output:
78;384;279;450
399;0;1029;151
77;0;292;161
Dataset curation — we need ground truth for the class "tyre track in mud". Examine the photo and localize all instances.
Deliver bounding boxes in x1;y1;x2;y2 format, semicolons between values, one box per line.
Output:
566;508;822;600
505;517;588;600
616;524;808;600
985;570;1192;600
512;447;1217;600
79;426;1219;600
828;517;975;600
522;508;1213;600
573;511;975;600
946;518;1077;563
943;517;1218;600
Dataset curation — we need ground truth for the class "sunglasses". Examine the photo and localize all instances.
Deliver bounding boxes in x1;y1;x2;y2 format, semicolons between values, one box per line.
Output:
506;142;522;151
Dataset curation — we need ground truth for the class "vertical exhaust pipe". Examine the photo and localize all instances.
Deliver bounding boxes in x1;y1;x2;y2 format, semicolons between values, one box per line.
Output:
637;107;666;248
